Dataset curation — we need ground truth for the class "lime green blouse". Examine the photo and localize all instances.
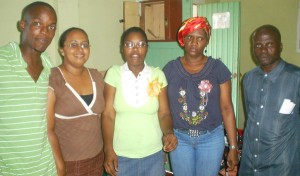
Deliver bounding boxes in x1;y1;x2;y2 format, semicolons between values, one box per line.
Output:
104;63;167;158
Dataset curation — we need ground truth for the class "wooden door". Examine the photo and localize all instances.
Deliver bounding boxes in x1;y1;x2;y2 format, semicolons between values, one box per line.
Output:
123;1;139;30
123;0;182;41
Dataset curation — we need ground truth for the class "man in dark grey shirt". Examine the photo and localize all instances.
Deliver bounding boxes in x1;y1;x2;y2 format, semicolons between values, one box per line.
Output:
239;25;300;176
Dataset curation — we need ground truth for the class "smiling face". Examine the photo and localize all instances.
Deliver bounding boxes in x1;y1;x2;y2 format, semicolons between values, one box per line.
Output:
60;29;90;68
121;31;148;69
183;29;209;58
19;5;57;53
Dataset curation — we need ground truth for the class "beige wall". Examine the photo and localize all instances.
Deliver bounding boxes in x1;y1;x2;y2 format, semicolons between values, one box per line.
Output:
0;0;128;71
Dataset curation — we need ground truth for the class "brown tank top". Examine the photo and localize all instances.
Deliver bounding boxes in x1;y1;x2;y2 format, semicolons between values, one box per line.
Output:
49;67;105;161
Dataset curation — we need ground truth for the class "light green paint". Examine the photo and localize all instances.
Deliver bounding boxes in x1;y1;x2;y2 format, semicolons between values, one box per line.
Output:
198;2;241;126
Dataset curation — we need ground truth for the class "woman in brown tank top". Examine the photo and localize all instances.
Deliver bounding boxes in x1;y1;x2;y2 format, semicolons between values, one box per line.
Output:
47;27;105;176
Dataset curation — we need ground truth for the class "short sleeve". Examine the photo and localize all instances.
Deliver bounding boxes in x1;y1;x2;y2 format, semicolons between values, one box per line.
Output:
49;67;59;91
152;67;167;88
104;65;120;88
162;60;173;81
216;59;231;84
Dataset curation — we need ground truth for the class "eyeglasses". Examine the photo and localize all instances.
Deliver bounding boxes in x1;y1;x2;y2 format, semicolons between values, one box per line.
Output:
65;42;91;49
124;41;148;48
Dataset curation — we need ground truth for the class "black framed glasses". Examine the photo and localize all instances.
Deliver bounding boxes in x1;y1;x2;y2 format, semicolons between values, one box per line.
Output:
124;41;148;48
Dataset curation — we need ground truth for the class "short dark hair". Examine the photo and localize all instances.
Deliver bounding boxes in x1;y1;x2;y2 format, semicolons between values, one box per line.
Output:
59;27;89;48
21;1;56;20
252;24;281;43
120;27;148;46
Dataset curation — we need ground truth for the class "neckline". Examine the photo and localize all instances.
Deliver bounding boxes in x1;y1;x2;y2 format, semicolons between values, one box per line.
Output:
180;56;208;75
57;67;94;83
258;60;285;82
80;94;94;106
56;67;96;111
176;56;213;78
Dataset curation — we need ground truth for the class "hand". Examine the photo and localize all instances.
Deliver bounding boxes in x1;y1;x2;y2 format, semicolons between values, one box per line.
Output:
57;168;66;176
219;165;238;176
162;133;178;152
103;149;118;176
226;149;239;171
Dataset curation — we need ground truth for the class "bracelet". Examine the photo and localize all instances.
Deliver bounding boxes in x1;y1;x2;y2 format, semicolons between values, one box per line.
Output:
229;145;238;150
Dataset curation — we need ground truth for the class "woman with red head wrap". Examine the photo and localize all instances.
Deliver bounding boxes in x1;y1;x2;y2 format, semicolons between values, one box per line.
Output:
177;16;211;47
163;17;239;175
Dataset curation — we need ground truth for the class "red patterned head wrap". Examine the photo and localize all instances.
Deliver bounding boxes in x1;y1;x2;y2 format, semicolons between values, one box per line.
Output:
177;16;211;47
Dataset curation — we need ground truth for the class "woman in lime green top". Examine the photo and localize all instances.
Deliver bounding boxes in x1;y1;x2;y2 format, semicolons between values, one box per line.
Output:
102;27;178;176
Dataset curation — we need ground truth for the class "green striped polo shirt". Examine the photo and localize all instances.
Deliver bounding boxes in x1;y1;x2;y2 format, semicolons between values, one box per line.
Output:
0;42;56;175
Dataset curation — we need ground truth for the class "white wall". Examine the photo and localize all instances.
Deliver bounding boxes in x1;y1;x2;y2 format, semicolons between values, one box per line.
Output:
0;0;128;71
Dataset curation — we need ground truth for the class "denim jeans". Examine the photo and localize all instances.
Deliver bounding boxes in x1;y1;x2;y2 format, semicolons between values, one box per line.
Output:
170;125;225;176
117;150;165;176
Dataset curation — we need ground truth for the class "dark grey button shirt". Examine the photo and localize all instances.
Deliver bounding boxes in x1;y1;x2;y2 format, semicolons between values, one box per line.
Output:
239;60;300;176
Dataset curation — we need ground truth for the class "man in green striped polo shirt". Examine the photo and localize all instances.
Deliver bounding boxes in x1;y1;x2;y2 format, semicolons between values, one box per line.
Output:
0;2;57;175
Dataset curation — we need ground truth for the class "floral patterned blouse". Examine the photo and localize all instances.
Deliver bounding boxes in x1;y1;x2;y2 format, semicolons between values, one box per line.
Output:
163;57;231;131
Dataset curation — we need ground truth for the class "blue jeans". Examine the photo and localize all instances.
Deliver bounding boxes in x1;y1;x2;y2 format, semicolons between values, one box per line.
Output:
170;125;225;176
117;150;165;176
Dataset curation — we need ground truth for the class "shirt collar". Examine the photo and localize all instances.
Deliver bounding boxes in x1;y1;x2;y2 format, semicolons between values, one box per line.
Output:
10;42;53;68
10;42;53;80
258;59;285;82
122;61;151;76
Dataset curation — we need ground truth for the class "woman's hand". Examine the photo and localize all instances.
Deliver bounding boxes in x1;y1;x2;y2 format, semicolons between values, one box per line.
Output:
47;89;67;176
103;149;118;176
162;133;178;152
219;80;239;170
102;83;118;175
226;149;239;171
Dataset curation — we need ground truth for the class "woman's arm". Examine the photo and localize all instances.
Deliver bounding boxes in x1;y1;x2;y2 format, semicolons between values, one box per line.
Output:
101;83;118;176
219;80;239;170
157;87;178;152
46;89;66;176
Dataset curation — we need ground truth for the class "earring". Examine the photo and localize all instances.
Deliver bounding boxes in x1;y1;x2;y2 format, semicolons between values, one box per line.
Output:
205;49;207;53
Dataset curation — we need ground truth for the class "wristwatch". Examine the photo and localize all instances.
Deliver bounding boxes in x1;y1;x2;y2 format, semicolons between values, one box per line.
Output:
229;145;238;150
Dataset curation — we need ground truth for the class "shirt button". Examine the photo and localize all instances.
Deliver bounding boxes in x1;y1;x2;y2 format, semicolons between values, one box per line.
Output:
257;122;260;125
254;154;257;157
254;169;257;172
255;138;258;141
260;105;263;108
264;74;267;77
261;88;263;91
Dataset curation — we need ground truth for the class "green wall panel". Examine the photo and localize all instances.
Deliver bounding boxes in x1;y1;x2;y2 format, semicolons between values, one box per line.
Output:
199;2;240;125
146;42;183;68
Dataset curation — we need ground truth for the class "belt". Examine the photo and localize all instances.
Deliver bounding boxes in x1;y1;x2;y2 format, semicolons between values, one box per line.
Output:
175;128;208;137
